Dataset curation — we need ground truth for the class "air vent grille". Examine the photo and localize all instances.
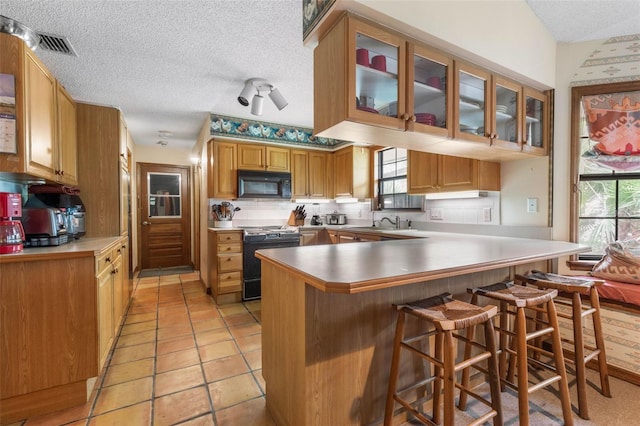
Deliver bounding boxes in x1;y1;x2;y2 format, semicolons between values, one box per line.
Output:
37;32;77;56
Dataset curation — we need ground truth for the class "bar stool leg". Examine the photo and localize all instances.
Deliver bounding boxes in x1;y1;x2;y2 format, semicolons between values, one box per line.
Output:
498;301;509;391
433;331;444;425
548;300;574;426
591;287;612;398
443;331;456;426
456;324;475;410
484;319;503;426
515;306;530;425
384;311;406;426
572;291;588;420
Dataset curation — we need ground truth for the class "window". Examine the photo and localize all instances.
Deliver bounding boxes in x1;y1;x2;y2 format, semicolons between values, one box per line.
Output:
572;84;640;259
376;147;422;210
148;172;182;217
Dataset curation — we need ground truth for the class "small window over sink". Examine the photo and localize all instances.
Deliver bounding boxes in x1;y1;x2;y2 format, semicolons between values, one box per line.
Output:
375;147;423;210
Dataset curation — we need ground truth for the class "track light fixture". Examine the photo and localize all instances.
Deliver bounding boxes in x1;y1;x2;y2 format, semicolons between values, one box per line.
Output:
237;78;288;116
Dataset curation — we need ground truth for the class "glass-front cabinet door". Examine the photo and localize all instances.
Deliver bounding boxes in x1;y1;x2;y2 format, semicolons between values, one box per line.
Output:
491;76;521;151
521;87;548;155
350;18;406;130
407;44;452;137
454;62;491;143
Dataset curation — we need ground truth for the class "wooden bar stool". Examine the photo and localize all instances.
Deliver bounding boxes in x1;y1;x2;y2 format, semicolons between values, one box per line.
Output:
384;293;503;426
460;280;574;426
516;271;611;420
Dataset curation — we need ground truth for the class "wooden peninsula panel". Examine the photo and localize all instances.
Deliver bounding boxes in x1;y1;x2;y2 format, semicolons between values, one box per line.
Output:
257;233;589;425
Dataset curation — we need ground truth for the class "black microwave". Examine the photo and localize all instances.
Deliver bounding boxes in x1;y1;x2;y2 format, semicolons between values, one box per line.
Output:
237;170;292;199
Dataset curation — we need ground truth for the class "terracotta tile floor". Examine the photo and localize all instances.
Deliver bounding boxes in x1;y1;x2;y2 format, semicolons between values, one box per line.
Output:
11;272;275;426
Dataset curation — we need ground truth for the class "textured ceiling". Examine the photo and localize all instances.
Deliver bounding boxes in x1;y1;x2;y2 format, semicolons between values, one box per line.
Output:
526;0;640;43
1;1;640;151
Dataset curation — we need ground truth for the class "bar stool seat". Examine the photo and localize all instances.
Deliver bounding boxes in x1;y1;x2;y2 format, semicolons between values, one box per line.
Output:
461;280;574;426
516;271;612;420
384;293;503;426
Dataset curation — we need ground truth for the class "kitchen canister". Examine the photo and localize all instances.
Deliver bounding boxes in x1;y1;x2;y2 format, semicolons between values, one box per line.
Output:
356;48;369;66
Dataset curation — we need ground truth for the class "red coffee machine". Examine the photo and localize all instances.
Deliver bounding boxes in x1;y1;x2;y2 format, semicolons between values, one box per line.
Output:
0;192;26;254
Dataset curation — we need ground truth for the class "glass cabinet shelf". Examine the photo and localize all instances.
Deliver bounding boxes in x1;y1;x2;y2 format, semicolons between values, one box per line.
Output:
356;64;398;111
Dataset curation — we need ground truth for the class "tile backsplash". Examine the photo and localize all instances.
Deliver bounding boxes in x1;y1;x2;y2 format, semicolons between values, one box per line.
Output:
209;191;501;228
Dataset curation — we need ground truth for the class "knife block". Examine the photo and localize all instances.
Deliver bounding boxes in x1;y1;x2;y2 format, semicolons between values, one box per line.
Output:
287;212;304;226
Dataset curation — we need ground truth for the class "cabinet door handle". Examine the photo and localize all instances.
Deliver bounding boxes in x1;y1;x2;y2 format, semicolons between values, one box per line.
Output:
402;113;410;121
105;257;111;262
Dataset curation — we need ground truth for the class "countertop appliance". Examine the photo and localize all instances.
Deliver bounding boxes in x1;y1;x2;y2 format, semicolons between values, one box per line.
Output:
0;192;25;254
242;226;301;300
237;170;292;199
310;214;322;225
20;207;69;247
326;211;347;225
27;184;86;238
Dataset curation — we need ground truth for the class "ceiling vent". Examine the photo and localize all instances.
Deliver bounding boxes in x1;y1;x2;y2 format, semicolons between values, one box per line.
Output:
37;32;77;56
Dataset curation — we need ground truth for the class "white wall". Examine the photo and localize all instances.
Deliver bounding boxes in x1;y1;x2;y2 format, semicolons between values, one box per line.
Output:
134;145;193;166
500;156;549;226
553;39;602;242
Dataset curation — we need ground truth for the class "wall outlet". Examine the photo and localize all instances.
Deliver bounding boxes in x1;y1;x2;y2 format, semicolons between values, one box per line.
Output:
430;208;443;220
483;207;492;222
527;197;538;213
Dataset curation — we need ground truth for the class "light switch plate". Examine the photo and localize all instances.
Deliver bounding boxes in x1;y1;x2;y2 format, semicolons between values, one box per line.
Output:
483;207;491;222
527;197;538;213
430;208;443;220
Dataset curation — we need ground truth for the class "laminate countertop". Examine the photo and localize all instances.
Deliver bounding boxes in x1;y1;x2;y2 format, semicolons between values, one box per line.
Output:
256;232;590;294
0;237;124;263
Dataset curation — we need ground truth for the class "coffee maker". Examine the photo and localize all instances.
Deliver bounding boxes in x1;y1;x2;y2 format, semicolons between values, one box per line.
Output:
27;184;86;238
0;192;26;254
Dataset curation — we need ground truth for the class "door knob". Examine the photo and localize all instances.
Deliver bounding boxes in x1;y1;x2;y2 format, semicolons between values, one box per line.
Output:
142;221;150;225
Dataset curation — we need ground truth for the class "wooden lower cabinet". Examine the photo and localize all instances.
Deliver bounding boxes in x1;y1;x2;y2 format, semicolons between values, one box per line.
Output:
0;237;129;424
208;229;243;304
300;229;330;246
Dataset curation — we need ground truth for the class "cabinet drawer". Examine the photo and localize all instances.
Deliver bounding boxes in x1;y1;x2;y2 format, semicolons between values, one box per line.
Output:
218;271;242;294
218;243;242;253
218;271;241;283
217;253;242;272
217;232;242;243
96;248;116;273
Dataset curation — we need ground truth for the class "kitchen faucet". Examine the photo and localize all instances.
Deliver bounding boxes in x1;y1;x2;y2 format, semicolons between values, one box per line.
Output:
379;215;400;229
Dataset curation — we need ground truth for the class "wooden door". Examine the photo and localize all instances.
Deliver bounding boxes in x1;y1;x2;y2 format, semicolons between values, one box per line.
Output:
139;163;191;269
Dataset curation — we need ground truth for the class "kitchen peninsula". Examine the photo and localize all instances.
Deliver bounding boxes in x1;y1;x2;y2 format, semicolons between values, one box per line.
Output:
256;232;588;425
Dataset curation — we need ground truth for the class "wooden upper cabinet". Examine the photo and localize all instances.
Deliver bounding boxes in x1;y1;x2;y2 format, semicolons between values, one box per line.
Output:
408;150;500;194
406;43;454;138
0;33;79;183
313;13;550;161
291;149;329;198
453;61;491;145
208;140;237;199
237;143;289;172
334;145;370;199
56;83;78;185
119;117;128;169
521;87;549;156
24;48;57;181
